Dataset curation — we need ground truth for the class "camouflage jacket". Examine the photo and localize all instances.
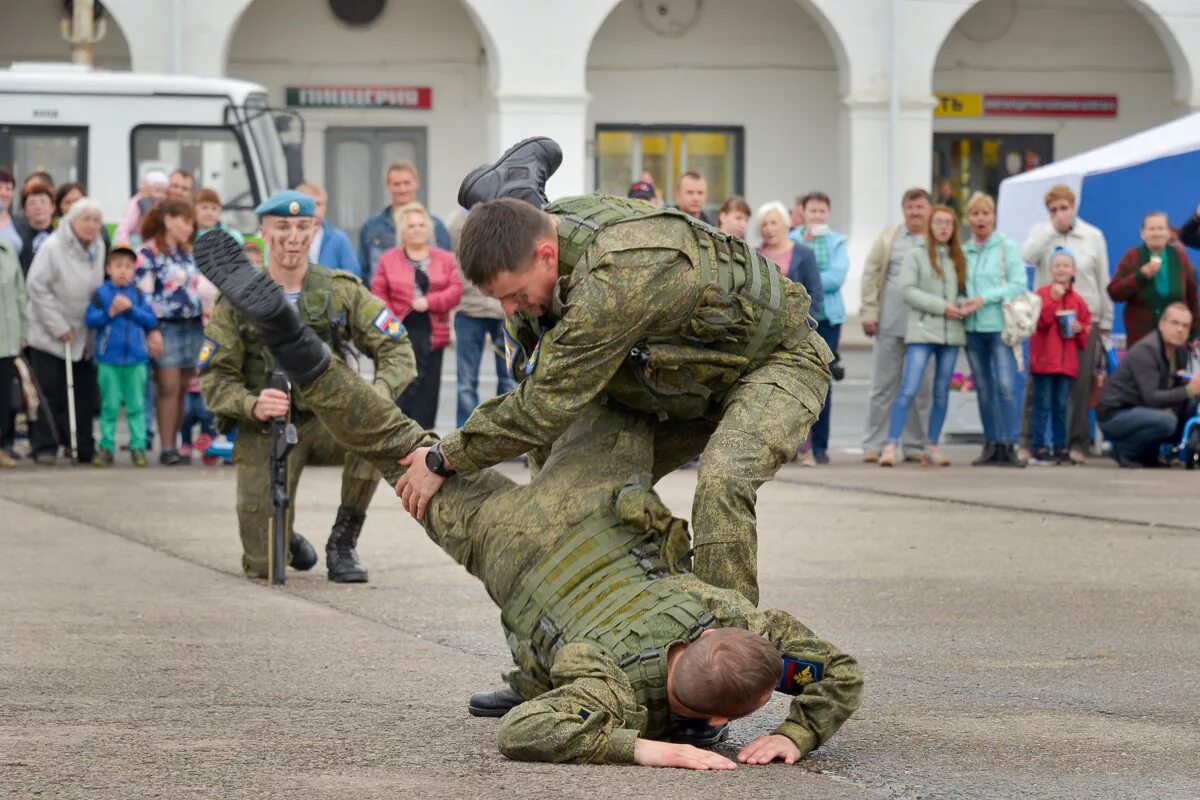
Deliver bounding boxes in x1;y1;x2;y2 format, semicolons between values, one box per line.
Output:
439;208;818;474
199;262;415;426
496;573;862;765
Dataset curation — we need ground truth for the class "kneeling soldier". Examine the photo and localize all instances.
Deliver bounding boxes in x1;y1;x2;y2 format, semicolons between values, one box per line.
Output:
199;191;415;581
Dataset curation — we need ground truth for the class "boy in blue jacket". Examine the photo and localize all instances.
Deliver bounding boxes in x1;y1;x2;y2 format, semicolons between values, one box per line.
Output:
85;246;158;466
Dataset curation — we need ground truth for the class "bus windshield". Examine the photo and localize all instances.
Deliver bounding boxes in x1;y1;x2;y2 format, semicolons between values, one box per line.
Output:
244;92;289;196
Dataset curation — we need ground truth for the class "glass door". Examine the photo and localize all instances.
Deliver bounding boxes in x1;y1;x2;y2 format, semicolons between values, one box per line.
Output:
324;127;427;246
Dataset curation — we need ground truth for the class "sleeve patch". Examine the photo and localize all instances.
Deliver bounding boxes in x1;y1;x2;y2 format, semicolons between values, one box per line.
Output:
777;657;824;695
197;337;219;372
373;307;406;339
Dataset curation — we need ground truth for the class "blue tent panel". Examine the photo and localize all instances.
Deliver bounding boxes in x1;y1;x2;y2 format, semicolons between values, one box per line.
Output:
1079;148;1200;336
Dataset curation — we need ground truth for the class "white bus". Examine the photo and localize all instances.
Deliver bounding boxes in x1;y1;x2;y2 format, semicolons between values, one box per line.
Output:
0;62;302;233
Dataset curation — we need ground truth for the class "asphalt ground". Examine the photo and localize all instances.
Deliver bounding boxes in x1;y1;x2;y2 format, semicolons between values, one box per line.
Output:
2;349;1199;798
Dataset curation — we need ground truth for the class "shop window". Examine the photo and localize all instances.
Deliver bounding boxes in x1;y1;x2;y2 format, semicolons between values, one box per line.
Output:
595;125;743;218
932;133;1053;218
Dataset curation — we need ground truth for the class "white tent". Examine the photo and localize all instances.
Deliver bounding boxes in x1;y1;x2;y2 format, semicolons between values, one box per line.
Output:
997;111;1200;248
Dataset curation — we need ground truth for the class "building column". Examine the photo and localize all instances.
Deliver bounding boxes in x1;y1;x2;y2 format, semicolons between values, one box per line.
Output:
489;93;591;199
838;97;890;316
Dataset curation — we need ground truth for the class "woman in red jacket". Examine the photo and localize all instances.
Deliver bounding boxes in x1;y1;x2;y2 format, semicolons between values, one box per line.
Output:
371;202;462;428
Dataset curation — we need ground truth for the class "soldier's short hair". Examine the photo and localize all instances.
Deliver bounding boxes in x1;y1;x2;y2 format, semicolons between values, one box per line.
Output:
458;198;556;287
672;628;783;719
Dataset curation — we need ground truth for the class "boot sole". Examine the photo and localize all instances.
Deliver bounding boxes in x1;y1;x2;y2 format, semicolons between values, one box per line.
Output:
467;702;518;718
328;572;368;583
195;231;290;324
457;136;563;209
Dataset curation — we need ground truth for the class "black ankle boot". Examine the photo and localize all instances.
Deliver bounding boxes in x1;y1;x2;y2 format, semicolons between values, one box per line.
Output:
468;685;524;718
290;532;318;571
194;231;331;385
458;136;563;209
326;505;368;583
972;442;997;466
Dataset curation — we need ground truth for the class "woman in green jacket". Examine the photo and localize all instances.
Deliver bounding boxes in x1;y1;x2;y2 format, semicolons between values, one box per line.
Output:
880;205;966;467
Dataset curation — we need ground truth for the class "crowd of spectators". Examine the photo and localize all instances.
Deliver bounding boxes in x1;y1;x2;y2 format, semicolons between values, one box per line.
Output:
860;182;1198;469
0;158;1197;472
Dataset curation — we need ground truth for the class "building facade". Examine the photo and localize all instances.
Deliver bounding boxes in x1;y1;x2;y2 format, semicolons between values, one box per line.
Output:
4;0;1200;312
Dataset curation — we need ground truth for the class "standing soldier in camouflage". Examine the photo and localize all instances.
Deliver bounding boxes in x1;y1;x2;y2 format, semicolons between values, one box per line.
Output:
193;228;862;769
199;191;415;582
400;139;833;610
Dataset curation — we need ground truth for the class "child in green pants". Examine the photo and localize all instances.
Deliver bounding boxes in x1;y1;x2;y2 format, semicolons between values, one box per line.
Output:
85;246;159;466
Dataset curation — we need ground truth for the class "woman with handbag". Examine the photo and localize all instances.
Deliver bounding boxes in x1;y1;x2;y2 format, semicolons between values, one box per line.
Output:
960;192;1031;467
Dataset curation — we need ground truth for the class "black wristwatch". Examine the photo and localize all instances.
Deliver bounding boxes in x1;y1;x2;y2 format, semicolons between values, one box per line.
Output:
425;443;456;477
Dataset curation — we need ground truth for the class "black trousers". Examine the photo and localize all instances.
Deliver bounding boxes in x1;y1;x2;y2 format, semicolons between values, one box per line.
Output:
27;347;97;461
396;328;444;430
0;356;17;451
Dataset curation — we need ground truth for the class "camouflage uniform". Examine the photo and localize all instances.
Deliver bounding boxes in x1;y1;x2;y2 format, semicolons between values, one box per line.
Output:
199;263;415;577
290;357;861;763
440;196;834;604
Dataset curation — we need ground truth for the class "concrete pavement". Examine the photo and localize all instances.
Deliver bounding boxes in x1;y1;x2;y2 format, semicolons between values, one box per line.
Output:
2;456;1199;798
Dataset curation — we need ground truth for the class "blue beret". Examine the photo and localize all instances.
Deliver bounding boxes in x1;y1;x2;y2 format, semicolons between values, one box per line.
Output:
255;190;315;218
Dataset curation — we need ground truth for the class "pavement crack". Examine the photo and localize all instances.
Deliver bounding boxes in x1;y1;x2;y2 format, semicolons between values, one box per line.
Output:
778;476;1199;534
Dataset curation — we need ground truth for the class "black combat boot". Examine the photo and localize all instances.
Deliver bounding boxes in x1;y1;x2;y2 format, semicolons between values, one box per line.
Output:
971;442;998;466
467;686;524;718
326;505;368;583
457;136;563;210
193;230;330;385
290;532;318;571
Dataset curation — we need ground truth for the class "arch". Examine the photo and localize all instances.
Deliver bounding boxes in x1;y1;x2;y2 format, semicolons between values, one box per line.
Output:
0;0;132;70
920;0;1194;105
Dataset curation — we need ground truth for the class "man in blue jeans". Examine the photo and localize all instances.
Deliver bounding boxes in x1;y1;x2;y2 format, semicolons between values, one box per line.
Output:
1097;303;1200;468
455;271;515;426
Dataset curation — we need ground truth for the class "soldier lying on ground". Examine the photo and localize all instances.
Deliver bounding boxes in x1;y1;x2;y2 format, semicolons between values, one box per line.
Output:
193;230;862;770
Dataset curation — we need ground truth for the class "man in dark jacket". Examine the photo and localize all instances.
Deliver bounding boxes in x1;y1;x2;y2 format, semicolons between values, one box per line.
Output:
1097;303;1200;467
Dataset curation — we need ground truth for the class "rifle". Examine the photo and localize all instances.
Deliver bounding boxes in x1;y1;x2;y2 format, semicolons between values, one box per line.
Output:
267;370;298;585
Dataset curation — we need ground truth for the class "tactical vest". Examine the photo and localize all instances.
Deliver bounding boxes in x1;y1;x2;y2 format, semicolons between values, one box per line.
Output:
500;479;714;740
223;265;349;427
504;195;811;420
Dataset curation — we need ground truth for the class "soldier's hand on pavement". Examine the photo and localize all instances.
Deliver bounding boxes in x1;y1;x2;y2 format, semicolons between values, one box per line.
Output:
736;734;801;765
253;388;290;421
632;738;737;770
397;447;445;521
109;294;132;316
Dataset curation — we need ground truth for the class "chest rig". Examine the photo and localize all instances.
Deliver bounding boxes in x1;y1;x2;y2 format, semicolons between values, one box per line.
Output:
237;264;349;412
500;480;714;740
504;195;807;420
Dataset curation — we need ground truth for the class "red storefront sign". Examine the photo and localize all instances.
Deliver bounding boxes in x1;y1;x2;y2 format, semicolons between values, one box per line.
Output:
982;94;1118;118
285;86;433;110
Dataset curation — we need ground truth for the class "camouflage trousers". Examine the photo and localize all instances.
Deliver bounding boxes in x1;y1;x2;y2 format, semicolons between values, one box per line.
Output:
233;416;380;578
296;360;690;607
528;334;831;606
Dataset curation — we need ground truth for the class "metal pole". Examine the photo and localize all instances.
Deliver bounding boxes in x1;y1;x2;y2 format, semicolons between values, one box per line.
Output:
64;342;77;463
60;0;106;67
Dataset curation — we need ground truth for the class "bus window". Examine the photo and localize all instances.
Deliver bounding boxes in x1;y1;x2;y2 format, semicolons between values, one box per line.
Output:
242;93;291;196
131;125;257;233
0;125;87;187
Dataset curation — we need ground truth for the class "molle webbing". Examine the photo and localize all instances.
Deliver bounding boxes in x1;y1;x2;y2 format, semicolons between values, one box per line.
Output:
500;509;714;737
548;195;782;365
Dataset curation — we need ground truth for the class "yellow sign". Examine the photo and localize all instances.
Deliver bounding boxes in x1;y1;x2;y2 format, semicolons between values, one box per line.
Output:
935;93;983;118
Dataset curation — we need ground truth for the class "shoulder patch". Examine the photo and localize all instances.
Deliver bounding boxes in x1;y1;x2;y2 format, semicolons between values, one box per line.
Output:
777;657;824;695
373;307;406;339
197;337;219;372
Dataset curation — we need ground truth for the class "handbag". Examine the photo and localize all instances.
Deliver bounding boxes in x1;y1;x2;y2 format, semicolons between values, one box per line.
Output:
996;243;1041;370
